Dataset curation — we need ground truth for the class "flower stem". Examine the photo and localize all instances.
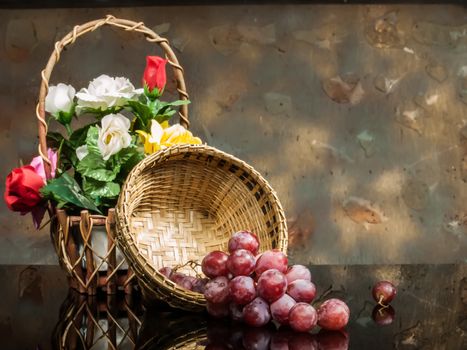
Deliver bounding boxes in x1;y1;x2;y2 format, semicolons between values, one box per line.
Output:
65;124;72;136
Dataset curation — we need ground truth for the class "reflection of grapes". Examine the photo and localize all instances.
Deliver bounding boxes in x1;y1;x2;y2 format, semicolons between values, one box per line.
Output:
270;294;296;325
202;251;229;278
317;299;350;331
372;281;397;305
257;269;288;303
288;332;318;350
228;230;260;255
270;328;292;350
372;305;395;326
243;297;271;327
229;302;244;321
242;326;272;350
316;329;349;350
289;303;318;332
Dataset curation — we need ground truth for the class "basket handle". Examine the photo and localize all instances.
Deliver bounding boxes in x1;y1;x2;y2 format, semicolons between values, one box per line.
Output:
36;15;189;178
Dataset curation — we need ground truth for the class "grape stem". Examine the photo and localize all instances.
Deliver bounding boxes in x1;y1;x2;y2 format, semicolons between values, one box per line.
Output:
173;260;202;277
377;294;389;308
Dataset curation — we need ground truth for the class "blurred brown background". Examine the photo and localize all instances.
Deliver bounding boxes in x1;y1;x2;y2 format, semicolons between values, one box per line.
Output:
0;4;466;265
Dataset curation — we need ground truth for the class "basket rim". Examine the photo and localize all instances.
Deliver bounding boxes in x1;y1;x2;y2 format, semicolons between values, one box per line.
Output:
115;143;288;310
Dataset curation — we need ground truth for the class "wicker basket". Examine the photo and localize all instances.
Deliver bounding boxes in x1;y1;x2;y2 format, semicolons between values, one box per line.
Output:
36;15;190;294
116;144;288;311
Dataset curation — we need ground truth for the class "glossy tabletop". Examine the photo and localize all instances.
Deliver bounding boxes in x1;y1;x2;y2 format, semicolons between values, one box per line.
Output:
0;264;465;349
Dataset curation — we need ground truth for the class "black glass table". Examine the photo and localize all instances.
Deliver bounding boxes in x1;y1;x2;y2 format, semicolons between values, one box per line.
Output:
1;264;465;349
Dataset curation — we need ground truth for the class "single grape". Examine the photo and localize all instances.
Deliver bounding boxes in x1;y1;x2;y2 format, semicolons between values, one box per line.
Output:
191;277;209;294
289;303;318;332
204;276;230;304
227;249;256;276
243;297;271;327
317;299;350;331
270;294;296;325
158;266;172;278
228;230;260;255
255;249;288;275
206;301;229;318
257;269;288;303
289;332;318;350
202;251;229;278
178;276;195;290
316;329;349;350
242;326;272;350
170;272;187;286
286;265;312;284
372;281;397;305
372;305;395;326
229;276;257;305
229;302;244;321
287;279;316;303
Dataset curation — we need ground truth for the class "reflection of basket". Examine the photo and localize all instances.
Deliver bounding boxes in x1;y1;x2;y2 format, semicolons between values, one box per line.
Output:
52;291;143;350
116;144;288;311
36;15;190;294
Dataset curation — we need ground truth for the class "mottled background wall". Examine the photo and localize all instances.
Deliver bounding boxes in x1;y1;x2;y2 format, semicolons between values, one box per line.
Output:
0;4;466;265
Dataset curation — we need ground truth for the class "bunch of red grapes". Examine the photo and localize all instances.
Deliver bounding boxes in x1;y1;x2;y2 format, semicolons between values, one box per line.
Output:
197;230;350;333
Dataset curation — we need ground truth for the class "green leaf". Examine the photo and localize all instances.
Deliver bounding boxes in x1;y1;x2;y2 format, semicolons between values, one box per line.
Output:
77;106;123;118
83;177;120;199
77;153;120;181
69;123;96;148
40;173;101;213
126;100;152;131
46;132;65;148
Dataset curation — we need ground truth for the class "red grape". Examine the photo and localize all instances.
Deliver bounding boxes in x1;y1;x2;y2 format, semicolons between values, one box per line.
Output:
206;301;229;318
229;302;244;321
255;249;288;275
372;305;395;326
289;332;318;350
204;276;230;304
372;281;397;305
243;297;271;327
286;265;311;284
257;269;288;303
191;277;209;294
228;230;260;255
287;279;316;303
202;251;229;278
316;329;349;350
242;326;272;350
227;249;256;276
317;299;350;330
270;294;296;325
170;272;189;289
158;266;172;278
289;303;318;332
229;276;257;305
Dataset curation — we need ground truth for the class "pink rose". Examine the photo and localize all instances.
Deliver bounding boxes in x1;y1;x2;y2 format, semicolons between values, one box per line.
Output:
30;148;57;182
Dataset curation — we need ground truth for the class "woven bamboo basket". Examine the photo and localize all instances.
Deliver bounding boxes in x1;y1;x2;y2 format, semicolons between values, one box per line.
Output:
116;144;288;311
36;15;190;294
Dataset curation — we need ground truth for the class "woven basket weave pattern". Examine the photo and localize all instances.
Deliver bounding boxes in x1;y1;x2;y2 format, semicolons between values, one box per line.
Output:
117;144;287;311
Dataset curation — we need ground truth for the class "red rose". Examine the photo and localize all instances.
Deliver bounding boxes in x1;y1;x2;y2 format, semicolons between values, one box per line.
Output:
4;165;44;213
143;56;167;94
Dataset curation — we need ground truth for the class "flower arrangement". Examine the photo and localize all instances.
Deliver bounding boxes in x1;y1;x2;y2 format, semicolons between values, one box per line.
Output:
4;56;202;228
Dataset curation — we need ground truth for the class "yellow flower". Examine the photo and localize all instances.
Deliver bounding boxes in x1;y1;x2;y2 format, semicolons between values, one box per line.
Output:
136;120;202;154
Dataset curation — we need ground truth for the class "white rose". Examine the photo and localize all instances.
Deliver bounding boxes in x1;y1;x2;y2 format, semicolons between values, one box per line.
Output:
97;114;132;160
76;145;89;161
45;83;76;116
76;74;140;112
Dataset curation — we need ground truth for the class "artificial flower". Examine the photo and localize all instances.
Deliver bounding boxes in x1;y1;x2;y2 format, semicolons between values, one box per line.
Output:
97;113;132;160
30;148;58;182
45;83;76;116
137;120;202;154
76;145;89;161
4;165;44;213
143;56;167;95
76;74;140;112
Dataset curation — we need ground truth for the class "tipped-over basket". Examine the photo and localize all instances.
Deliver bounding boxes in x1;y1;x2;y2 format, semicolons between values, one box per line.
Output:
116;144;288;311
